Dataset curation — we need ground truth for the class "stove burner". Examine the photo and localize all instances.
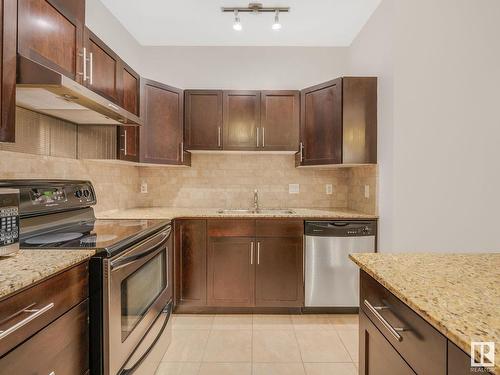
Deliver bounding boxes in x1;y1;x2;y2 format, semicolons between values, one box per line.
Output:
80;234;118;246
25;232;84;245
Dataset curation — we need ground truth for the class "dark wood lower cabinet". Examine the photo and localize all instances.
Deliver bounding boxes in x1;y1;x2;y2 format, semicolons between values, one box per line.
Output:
207;236;255;307
359;310;415;375
255;237;303;307
175;219;304;311
175;219;207;307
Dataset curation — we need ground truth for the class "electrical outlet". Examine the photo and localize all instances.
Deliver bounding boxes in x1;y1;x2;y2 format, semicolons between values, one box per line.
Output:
289;184;300;194
140;182;148;194
325;184;333;195
364;185;370;199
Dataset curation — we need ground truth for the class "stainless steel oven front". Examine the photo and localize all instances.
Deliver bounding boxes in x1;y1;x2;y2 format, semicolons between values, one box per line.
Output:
103;226;172;375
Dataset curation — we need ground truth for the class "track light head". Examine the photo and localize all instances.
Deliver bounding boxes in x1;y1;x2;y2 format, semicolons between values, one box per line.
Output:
272;9;282;30
233;10;242;31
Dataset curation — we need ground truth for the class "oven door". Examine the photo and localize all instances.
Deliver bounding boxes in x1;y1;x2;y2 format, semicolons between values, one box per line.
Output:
103;226;172;375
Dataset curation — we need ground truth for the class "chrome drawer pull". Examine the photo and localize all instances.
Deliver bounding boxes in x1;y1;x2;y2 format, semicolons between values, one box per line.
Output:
0;303;54;340
48;372;55;375
364;299;405;342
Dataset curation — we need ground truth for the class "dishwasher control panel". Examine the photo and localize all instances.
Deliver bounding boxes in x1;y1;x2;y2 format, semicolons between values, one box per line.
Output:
305;221;376;237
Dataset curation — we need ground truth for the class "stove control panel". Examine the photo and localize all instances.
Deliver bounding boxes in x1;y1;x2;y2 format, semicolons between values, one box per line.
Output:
0;189;20;256
30;187;67;205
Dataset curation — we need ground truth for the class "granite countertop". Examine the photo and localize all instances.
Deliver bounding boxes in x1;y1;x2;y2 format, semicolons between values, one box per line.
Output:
97;207;377;220
0;250;95;300
350;253;500;373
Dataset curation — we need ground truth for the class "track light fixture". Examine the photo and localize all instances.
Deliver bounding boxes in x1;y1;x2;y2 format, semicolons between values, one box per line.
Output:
233;10;242;31
222;3;290;31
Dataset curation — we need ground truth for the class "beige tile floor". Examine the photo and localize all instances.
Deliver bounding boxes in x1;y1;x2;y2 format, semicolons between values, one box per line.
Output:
155;314;359;375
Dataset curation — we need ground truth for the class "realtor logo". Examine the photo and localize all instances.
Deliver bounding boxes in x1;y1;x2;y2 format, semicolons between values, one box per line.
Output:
471;342;495;367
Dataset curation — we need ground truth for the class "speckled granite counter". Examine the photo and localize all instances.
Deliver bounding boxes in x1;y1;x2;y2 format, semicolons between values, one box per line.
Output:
97;207;377;220
0;250;95;299
350;253;500;373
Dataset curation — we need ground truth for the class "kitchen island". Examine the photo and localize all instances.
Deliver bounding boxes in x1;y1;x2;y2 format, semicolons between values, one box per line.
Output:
350;252;500;374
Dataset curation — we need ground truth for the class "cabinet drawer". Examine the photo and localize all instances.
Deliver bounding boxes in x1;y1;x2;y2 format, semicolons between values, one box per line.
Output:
360;270;446;375
0;300;89;375
0;261;88;356
208;219;255;237
256;219;303;237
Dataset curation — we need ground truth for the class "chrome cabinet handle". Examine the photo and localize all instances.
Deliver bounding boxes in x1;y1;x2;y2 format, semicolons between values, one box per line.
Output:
218;127;222;148
180;142;184;163
0;303;54;340
256;128;259;147
364;300;406;342
123;129;128;155
89;52;94;85
49;372;55;375
261;127;265;148
250;242;254;265
257;242;260;264
78;47;87;81
299;142;304;162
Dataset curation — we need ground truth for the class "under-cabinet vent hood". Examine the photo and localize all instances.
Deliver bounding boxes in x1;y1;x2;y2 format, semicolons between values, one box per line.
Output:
16;55;142;126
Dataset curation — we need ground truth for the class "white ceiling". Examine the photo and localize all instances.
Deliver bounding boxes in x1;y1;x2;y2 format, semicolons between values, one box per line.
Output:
99;0;381;47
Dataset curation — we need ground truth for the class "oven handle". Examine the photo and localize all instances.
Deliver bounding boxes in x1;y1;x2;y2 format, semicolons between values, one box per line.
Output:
110;229;170;271
119;300;172;375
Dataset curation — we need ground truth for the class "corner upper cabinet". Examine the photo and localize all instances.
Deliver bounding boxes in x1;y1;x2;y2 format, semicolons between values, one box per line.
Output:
297;77;377;166
83;28;121;104
0;0;17;142
184;90;223;150
17;0;85;83
260;91;300;151
140;79;190;165
223;91;261;150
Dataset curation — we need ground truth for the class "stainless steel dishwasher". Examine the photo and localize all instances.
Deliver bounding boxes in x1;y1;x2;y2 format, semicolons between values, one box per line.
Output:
304;221;376;308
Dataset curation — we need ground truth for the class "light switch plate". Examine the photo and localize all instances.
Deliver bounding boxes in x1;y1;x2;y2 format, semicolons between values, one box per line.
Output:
326;184;333;195
364;185;370;199
289;184;300;194
140;182;148;194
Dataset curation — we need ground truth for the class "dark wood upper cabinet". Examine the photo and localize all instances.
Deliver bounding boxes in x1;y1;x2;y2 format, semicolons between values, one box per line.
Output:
223;91;261;150
0;0;17;143
83;28;120;104
140;79;189;165
174;220;208;308
260;91;300;151
297;77;377;166
299;78;343;165
18;0;85;83
184;90;223;150
117;64;140;162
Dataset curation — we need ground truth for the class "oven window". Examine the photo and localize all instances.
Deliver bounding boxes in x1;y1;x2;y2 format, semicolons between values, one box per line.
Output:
121;251;166;341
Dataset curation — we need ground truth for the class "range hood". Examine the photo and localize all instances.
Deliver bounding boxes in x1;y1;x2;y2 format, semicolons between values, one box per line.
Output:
16;55;142;126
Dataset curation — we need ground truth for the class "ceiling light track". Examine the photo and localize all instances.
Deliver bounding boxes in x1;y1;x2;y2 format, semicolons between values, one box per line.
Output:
222;3;290;13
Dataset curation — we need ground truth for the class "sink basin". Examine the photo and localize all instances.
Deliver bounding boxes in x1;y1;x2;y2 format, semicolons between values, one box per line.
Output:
216;208;295;215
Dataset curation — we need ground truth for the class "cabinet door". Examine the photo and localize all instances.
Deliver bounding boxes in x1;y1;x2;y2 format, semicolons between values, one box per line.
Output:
117;65;140;161
359;311;416;375
185;90;223;150
175;220;207;307
261;91;300;151
255;237;303;307
84;28;120;104
299;78;342;165
0;0;17;143
0;300;89;375
140;79;185;164
223;91;261;150
18;0;85;83
207;237;255;307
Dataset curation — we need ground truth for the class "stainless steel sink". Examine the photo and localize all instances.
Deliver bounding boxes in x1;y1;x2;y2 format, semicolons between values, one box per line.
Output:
216;208;295;215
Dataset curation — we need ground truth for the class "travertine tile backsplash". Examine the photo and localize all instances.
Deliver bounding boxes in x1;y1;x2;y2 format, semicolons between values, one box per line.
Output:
139;154;378;213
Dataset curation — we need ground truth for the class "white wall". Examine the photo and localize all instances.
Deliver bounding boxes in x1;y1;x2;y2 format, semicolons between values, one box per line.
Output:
351;0;500;252
140;46;349;89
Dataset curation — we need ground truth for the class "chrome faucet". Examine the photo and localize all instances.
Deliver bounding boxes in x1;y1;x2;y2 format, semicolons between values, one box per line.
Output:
253;189;259;212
